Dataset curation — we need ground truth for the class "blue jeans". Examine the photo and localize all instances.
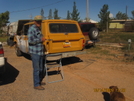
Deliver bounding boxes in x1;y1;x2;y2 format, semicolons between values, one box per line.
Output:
31;54;45;87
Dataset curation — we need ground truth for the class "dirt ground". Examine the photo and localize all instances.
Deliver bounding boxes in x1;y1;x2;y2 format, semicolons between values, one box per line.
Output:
0;45;134;101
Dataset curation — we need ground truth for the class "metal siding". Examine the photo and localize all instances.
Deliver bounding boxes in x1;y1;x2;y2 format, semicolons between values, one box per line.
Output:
109;22;124;29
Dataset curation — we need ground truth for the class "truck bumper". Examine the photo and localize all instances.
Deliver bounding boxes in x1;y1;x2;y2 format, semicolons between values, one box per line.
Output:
46;50;87;58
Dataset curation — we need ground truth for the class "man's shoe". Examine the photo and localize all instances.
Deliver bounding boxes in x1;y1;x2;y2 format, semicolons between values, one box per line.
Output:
34;86;45;90
40;82;46;85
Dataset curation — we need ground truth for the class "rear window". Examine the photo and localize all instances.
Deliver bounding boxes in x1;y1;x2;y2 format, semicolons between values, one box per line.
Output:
80;24;95;32
49;24;78;33
22;24;33;35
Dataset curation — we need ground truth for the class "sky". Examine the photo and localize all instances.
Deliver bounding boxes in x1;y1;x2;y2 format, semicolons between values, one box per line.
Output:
0;0;134;23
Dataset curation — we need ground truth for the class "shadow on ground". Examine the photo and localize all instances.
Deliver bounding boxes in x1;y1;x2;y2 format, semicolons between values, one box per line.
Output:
22;53;83;66
0;58;19;86
22;52;82;63
62;56;83;66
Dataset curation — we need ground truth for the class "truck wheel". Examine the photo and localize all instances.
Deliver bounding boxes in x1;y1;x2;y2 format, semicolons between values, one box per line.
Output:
15;45;22;56
88;27;99;40
7;37;15;46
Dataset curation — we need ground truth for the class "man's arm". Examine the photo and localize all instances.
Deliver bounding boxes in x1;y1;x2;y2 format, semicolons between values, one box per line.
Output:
28;28;43;45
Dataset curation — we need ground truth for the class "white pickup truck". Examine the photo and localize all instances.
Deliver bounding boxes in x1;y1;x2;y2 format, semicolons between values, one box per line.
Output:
0;42;5;75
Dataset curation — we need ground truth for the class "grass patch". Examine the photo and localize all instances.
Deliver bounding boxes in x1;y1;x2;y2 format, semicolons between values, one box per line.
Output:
99;32;134;43
99;32;134;53
0;36;8;42
87;31;134;61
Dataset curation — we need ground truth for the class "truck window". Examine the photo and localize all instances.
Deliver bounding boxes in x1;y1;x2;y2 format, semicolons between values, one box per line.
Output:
49;24;78;33
23;24;32;35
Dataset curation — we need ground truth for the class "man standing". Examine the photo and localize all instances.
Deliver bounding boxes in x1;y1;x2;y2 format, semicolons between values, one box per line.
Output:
28;15;46;90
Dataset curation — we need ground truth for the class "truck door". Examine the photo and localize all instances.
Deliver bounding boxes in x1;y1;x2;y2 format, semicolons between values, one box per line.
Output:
46;23;85;53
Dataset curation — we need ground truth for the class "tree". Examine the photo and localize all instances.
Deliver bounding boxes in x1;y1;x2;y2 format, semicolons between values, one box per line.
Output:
98;4;110;31
85;17;90;22
131;10;134;31
53;9;60;19
66;10;71;20
71;2;80;21
48;9;53;19
0;11;10;34
131;10;134;19
115;11;128;20
40;8;45;19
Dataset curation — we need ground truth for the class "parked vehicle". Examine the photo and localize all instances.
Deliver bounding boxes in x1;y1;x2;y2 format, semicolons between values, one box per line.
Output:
0;42;5;75
13;19;85;57
7;20;31;46
79;22;99;46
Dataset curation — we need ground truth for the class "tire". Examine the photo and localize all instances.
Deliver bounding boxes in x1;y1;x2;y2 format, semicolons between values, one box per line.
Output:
7;36;15;46
15;45;22;56
88;27;99;40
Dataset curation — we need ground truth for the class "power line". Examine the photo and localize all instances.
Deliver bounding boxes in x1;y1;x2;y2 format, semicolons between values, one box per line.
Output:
10;0;65;13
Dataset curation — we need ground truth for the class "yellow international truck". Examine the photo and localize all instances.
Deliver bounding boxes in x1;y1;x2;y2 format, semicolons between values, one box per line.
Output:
13;19;85;57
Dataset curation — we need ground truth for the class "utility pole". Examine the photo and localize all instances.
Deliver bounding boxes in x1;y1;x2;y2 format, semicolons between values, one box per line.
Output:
126;6;128;16
107;15;108;33
86;0;89;22
126;6;128;21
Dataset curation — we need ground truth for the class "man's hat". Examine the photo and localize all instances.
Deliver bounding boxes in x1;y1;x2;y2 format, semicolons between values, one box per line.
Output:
34;15;43;21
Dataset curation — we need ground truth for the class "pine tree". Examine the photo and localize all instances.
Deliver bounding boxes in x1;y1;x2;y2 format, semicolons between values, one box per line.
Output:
53;9;60;19
48;9;53;19
66;10;71;20
115;11;128;20
71;2;80;21
131;10;134;31
98;4;110;31
40;8;45;19
131;10;134;19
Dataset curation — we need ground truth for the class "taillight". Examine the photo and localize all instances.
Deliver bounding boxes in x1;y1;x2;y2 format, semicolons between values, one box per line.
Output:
0;48;4;54
82;39;85;47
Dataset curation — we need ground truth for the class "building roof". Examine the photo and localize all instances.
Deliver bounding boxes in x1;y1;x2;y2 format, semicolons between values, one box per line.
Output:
82;19;98;23
111;19;133;22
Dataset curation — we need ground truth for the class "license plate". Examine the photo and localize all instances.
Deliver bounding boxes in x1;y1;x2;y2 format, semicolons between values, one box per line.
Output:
62;52;76;57
63;42;71;48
